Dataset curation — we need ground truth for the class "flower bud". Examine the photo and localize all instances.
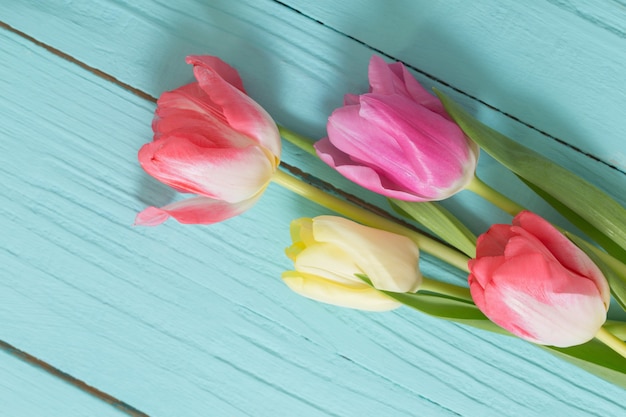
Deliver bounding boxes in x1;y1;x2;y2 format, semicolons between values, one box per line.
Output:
136;55;281;226
316;55;478;202
283;216;422;311
469;211;610;347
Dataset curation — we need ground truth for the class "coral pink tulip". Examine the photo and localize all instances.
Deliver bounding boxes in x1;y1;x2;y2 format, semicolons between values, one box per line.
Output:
315;55;478;202
468;211;610;347
136;56;281;226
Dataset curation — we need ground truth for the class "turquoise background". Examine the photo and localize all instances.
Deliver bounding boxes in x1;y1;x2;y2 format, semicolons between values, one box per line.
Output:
1;1;625;415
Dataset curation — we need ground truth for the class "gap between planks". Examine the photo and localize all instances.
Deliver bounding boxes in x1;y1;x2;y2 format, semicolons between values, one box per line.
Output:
1;19;152;417
2;11;620;175
272;0;626;175
0;340;149;417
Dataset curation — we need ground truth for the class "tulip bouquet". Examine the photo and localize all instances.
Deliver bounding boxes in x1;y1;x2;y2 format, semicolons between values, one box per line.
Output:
135;55;626;388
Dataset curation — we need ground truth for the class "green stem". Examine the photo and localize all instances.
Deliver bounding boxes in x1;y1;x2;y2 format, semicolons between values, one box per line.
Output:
595;326;626;360
420;277;473;302
278;125;317;156
604;321;626;340
466;175;526;216
272;169;470;272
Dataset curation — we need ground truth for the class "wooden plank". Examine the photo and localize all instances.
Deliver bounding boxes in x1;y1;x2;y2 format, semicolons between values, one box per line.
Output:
2;26;623;417
282;0;626;173
0;345;131;416
1;2;626;417
2;0;625;174
0;26;477;416
1;0;625;232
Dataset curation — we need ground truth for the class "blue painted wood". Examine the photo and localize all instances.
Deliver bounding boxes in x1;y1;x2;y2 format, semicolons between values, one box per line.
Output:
286;0;626;173
0;349;126;416
1;1;626;416
4;0;626;174
2;0;625;232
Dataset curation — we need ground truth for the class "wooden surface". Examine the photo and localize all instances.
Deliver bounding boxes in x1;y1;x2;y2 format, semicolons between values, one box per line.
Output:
1;1;625;415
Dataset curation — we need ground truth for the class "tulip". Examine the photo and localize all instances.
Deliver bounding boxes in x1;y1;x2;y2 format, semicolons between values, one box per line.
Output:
315;55;478;202
136;55;281;226
283;216;422;311
468;211;610;347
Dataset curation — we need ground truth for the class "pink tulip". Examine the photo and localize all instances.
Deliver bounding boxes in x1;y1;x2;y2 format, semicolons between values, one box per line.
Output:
136;56;281;226
468;211;610;347
315;55;478;202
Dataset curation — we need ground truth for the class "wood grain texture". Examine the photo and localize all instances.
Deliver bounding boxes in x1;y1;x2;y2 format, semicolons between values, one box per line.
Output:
285;0;626;173
5;0;626;174
2;0;625;232
0;348;129;416
0;340;149;416
1;0;626;416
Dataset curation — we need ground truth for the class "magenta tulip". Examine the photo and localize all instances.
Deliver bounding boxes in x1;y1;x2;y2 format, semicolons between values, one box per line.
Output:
136;55;281;226
315;55;478;202
468;211;610;347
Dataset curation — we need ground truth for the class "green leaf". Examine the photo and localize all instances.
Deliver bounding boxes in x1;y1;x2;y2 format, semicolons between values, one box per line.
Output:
566;232;626;311
435;90;626;254
544;341;626;389
389;199;477;258
605;321;626;340
381;290;508;334
393;290;626;388
358;274;626;387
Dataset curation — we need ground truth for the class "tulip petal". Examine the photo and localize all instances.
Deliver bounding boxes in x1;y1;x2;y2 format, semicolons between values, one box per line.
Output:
315;138;427;201
468;255;507;288
153;83;226;136
343;93;360;106
468;274;487;311
360;95;476;198
488;282;607;347
320;56;478;203
187;56;281;161
469;210;610;347
135;195;260;226
396;64;449;117
475;224;516;258
323;105;451;201
186;55;245;92
289;218;316;247
368;55;403;95
137;55;280;227
514;211;611;305
368;56;448;117
325;104;410;171
294;243;362;286
480;253;607;346
494;253;602;305
138;133;273;202
133;206;171;227
282;271;401;311
504;231;559;262
311;216;422;293
361;94;473;171
152;85;256;150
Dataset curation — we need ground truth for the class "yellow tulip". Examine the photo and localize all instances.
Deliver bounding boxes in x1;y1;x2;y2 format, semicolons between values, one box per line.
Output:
283;216;422;311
